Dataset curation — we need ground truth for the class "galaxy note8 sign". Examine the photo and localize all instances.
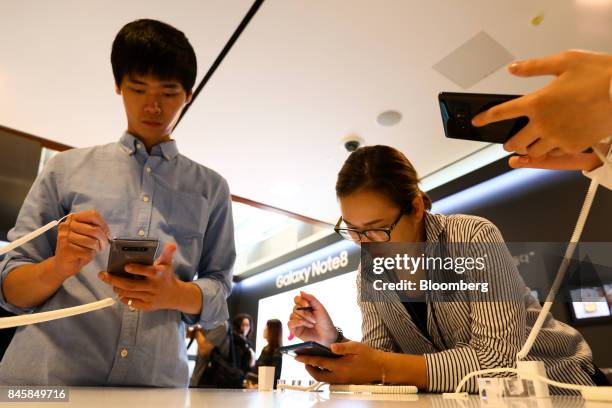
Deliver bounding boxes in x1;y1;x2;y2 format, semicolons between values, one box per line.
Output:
274;249;350;289
241;239;360;295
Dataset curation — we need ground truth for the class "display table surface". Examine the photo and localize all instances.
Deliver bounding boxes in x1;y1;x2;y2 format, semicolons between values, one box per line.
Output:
2;387;608;408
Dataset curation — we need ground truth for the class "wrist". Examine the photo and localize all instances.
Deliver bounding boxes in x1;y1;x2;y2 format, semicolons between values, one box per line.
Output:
379;353;428;389
42;257;69;287
322;327;339;346
173;280;203;315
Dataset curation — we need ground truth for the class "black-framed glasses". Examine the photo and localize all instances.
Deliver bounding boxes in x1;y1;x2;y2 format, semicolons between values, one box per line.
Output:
334;211;404;242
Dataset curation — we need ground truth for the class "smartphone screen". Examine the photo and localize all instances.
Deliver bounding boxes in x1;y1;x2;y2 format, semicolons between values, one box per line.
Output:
438;92;529;144
107;238;159;279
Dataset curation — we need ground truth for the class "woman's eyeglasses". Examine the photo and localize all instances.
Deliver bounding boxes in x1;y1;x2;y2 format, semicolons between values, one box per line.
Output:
334;211;403;242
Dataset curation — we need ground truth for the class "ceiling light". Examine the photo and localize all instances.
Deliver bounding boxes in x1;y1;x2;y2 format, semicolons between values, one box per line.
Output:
376;110;402;127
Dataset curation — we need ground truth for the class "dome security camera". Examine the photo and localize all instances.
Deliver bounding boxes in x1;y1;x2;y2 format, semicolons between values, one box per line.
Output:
341;135;364;153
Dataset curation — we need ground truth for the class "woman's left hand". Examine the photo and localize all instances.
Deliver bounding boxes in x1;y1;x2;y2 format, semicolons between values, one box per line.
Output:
295;341;385;384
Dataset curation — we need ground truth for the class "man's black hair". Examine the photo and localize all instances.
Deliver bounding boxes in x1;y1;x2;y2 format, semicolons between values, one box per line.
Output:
111;19;197;92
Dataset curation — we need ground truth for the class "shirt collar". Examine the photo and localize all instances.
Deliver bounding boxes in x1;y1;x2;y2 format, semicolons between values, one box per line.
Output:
119;132;179;161
423;211;446;244
119;132;139;155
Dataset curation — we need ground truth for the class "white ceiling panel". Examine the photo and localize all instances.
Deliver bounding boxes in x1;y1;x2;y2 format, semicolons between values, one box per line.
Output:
2;0;612;223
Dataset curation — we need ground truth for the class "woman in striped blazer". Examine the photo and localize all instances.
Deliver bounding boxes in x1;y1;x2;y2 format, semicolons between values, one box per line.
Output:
288;145;602;394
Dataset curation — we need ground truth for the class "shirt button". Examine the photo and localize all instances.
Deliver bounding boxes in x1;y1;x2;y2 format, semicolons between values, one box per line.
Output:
120;349;128;358
143;195;150;202
146;167;152;173
138;230;145;237
136;143;141;149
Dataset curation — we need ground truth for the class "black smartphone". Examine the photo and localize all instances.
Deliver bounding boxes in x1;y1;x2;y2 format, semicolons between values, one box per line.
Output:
438;92;529;144
107;238;159;279
279;341;342;359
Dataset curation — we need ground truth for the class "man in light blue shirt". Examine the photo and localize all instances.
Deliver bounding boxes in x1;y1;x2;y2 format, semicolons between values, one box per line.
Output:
0;19;235;386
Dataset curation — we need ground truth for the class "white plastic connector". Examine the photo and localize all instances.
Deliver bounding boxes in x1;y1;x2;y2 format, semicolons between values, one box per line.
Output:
517;361;549;398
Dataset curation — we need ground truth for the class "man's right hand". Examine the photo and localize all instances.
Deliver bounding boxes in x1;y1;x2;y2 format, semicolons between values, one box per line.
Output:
288;291;338;346
52;210;110;279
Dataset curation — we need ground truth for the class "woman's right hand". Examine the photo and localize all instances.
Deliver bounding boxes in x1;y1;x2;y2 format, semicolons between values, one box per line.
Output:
288;291;338;346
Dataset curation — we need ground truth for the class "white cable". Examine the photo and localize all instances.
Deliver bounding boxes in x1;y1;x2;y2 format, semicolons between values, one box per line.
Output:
0;298;115;329
516;176;600;360
0;214;70;256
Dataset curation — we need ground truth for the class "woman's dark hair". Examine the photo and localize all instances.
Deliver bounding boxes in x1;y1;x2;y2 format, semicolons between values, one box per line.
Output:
111;19;197;91
231;313;253;338
336;145;432;213
265;319;283;351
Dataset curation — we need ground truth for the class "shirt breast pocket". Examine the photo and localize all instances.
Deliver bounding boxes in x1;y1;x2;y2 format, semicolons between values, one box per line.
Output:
155;188;209;275
167;190;209;242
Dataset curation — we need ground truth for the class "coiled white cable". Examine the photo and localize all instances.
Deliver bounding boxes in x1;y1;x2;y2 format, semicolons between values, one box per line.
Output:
0;298;115;329
0;214;70;256
517;140;611;360
517;172;600;360
0;214;115;328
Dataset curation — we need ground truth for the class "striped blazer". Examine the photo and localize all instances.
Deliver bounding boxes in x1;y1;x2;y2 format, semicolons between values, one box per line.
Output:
357;212;596;394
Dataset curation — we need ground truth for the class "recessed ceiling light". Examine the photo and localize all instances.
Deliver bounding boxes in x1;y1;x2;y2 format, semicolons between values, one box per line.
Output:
376;110;402;127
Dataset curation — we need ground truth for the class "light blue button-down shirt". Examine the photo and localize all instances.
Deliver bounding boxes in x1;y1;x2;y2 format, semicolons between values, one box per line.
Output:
0;133;235;386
